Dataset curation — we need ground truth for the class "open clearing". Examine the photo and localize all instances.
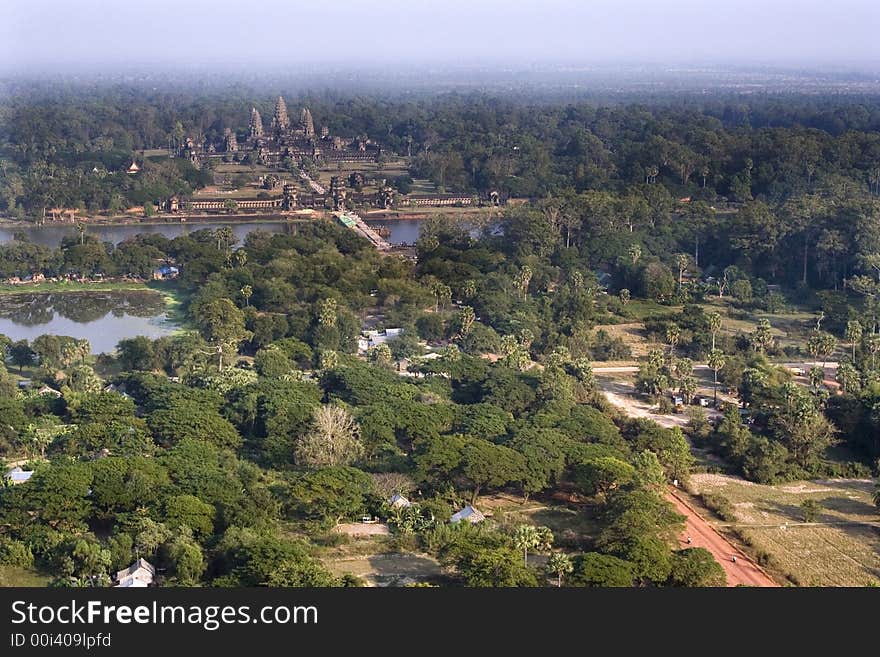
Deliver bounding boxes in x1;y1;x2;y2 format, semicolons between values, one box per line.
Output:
0;565;51;587
689;473;880;586
322;552;443;586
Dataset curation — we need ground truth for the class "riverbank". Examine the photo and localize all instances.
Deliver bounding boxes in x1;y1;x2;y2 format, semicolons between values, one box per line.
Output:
0;204;503;228
0;280;171;296
0;212;320;228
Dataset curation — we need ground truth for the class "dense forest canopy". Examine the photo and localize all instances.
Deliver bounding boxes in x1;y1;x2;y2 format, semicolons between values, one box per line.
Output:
2;83;880;206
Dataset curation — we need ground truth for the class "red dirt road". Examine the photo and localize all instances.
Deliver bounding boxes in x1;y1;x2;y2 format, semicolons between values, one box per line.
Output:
666;489;779;587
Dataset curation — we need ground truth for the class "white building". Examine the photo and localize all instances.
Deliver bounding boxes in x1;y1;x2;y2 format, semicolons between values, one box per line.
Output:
358;328;404;353
114;558;155;587
389;493;412;509
450;505;486;524
4;467;34;485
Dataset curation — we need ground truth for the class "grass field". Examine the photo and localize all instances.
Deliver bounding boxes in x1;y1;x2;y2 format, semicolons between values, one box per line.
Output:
0;565;51;587
478;493;601;551
696;298;819;352
688;473;880;586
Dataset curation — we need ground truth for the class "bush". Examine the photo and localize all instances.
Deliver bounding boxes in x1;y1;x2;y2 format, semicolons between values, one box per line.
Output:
700;493;737;522
800;499;822;523
0;538;34;568
656;397;673;414
313;532;349;548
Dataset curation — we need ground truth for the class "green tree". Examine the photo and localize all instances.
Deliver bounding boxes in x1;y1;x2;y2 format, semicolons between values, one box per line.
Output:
751;319;774;354
318;297;338;329
845;320;863;361
512;524;553;566
240;284;253;307
572;457;636;500
514;265;533;300
288;466;374;524
215;225;235;250
807;331;836;370
707;312;722;351
836;362;860;394
70;539;112;587
457;306;476;337
675;253;690;291
707;348;726;406
193;298;252;371
667;548;727;587
570;552;635;587
800;498;822;523
368;343;394;369
117;336;157;371
665;324;681;357
166;530;205;585
632;450;665;490
457;546;539;587
163;494;215;538
8;340;35;372
546;552;573;587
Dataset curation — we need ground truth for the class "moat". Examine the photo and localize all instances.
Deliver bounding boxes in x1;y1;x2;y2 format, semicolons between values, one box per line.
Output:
0;218;422;248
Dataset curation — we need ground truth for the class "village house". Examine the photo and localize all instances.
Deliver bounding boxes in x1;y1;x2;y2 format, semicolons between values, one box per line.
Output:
37;386;62;398
152;265;179;280
4;467;34;485
389;493;412;509
114;558;155;587
450;505;486;524
358;327;404;353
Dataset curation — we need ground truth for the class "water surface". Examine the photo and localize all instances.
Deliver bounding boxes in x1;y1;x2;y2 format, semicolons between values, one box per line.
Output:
0;219;424;248
0;290;176;353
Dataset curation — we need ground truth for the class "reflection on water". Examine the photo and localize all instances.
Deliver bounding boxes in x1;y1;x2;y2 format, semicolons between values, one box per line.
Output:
0;219;424;248
0;291;175;354
0;222;295;249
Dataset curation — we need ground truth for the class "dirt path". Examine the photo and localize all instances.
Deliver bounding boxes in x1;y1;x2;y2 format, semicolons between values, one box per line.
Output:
667;489;779;587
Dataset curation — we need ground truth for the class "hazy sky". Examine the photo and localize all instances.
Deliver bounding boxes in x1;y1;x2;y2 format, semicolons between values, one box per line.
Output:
2;0;878;72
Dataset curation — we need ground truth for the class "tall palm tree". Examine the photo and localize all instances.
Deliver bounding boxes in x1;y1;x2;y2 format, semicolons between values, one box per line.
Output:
846;320;863;361
675;254;690;291
215;226;235;252
666;324;681;357
707;312;722;351
513;525;553;567
546;552;573;588
240;285;253;307
707;349;726;406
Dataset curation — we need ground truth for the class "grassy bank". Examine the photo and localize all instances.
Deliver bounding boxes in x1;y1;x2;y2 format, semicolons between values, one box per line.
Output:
0;565;52;587
0;280;175;297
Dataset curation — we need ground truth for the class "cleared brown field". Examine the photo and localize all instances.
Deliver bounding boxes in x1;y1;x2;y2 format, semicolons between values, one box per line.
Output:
322;553;443;586
689;473;880;586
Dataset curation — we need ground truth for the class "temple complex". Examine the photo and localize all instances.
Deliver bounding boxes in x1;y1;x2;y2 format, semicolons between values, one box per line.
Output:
180;96;382;169
160;95;502;217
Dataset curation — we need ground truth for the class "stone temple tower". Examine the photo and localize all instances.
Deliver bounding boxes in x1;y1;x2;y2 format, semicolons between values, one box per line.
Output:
272;96;290;131
300;108;315;137
249;108;264;139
